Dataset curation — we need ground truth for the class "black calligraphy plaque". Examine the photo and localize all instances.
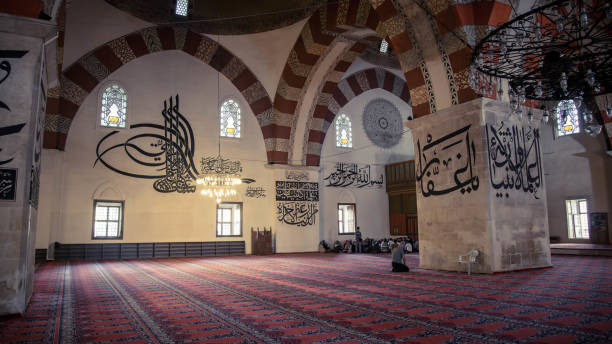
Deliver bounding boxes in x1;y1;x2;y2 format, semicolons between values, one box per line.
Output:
275;181;319;201
277;201;319;227
0;168;17;201
324;162;384;188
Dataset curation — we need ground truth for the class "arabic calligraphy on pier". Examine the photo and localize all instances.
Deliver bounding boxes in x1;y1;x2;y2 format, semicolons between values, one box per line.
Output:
415;124;480;197
486;121;542;199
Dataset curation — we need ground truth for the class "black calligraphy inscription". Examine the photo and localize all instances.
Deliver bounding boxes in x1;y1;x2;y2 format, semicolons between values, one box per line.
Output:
0;50;29;166
324;162;384;188
415;125;479;197
277;202;319;227
275;181;319;201
29;81;45;208
286;170;309;181
276;181;319;226
486;121;542;199
0;168;17;201
245;186;266;198
94;95;198;193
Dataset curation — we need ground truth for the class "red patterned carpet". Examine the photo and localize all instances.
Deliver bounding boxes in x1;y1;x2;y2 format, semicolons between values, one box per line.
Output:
1;253;611;343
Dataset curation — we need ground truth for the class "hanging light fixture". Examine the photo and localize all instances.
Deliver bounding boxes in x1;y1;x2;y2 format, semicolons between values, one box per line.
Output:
196;34;242;203
469;0;610;136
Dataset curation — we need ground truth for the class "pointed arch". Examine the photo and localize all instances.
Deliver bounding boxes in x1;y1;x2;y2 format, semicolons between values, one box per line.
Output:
92;181;125;200
268;0;433;164
43;26;273;153
305;68;411;166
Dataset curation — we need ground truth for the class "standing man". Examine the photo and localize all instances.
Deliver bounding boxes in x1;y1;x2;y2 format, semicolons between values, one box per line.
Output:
355;226;363;253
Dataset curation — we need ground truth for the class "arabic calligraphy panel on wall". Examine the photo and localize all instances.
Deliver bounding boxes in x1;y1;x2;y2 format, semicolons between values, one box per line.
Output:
486;121;542;199
0;50;28;167
323;162;383;188
0;168;17;201
95;94;198;194
415;124;479;197
276;181;319;227
363;98;403;148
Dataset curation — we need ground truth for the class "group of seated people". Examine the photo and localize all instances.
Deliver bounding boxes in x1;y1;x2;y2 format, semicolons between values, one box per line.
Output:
319;237;418;254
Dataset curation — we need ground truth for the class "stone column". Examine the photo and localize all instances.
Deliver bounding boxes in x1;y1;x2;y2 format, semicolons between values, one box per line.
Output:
0;15;56;315
406;98;551;273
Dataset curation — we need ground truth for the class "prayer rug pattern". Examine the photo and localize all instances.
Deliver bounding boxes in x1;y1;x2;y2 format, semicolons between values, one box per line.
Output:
1;254;611;343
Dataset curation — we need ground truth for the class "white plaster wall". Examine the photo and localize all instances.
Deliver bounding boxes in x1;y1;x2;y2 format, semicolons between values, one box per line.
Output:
541;121;612;243
38;51;276;252
208;19;307;100
271;167;321;253
63;0;150;68
64;0;306;105
319;88;414;244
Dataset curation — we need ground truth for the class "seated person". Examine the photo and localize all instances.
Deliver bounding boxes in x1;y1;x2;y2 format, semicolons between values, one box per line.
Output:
362;238;372;253
391;243;409;272
319;240;330;253
380;239;390;253
404;241;413;253
332;240;342;253
343;240;353;253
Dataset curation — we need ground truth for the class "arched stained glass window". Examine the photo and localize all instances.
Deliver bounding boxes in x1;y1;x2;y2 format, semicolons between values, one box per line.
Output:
555;100;580;136
336;113;352;148
220;99;241;138
100;84;127;128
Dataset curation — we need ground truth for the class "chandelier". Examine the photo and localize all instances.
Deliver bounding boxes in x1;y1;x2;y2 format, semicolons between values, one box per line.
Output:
196;154;242;203
196;33;242;203
469;0;611;135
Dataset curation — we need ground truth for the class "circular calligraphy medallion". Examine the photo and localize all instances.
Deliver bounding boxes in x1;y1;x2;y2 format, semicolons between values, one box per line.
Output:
363;98;403;148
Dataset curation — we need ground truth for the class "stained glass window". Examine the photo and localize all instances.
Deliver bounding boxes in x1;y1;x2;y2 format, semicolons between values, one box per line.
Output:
93;200;123;239
380;39;389;53
555;100;580;136
220;99;241;138
175;0;188;16
336;113;352;148
566;199;589;239
100;84;127;128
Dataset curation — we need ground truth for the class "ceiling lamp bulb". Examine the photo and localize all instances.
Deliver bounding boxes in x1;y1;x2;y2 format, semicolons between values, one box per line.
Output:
560;72;568;92
535;81;543;97
579;7;588;27
585;69;595;87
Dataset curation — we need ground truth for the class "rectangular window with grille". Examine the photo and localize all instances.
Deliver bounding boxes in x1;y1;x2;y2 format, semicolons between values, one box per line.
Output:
217;203;242;237
566;198;589;239
93;200;124;239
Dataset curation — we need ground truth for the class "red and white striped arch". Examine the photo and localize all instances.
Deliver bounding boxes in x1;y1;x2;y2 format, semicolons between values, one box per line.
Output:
43;26;273;151
304;68;410;166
